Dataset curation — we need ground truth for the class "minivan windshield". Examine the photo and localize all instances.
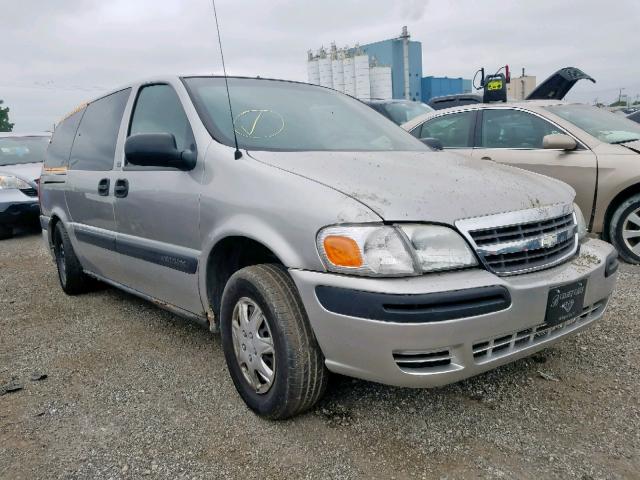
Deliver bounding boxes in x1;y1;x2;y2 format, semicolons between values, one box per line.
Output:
183;77;426;152
545;104;640;144
0;136;50;166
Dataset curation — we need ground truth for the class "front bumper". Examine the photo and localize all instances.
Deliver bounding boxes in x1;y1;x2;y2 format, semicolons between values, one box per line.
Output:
290;238;617;388
0;198;39;225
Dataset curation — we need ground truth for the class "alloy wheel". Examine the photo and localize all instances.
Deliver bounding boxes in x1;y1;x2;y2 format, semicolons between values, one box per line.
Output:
622;207;640;256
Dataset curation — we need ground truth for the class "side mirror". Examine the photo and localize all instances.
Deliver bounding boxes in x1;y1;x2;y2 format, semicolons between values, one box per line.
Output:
124;133;196;170
421;137;444;151
542;133;577;151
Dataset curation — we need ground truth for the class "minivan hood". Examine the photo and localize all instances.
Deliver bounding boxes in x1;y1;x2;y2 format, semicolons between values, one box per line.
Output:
248;151;574;223
0;162;42;183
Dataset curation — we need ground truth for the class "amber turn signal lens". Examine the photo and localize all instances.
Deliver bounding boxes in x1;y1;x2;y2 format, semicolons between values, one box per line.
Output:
323;235;363;268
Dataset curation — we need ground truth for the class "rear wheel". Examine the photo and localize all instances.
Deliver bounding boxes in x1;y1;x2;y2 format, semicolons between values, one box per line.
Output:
53;222;94;294
609;193;640;264
220;264;328;419
0;224;12;240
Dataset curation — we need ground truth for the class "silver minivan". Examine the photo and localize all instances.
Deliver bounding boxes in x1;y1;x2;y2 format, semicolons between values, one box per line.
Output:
40;76;618;419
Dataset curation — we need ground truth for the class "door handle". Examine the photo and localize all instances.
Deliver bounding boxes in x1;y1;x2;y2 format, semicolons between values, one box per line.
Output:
98;178;110;196
480;156;493;161
114;179;129;198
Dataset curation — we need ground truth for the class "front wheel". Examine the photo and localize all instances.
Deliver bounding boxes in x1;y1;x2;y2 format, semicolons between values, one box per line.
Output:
609;194;640;264
220;264;328;419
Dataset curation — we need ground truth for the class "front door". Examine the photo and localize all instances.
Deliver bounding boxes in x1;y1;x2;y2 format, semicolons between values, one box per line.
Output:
471;108;597;221
113;83;203;315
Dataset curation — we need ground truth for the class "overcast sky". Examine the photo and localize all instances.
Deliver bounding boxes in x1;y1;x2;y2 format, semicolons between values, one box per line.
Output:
3;0;638;131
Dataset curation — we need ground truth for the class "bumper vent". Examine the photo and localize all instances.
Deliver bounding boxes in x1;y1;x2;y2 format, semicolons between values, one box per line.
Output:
472;299;607;363
19;187;38;197
457;206;579;276
393;349;455;373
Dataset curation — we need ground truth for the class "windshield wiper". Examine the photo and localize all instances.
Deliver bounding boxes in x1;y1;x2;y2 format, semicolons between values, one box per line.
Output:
610;138;640;144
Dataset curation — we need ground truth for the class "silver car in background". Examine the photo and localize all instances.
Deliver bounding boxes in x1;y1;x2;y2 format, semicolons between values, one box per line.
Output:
0;132;50;239
39;77;618;419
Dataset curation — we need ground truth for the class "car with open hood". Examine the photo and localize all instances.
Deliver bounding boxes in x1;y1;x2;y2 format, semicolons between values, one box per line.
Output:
0;132;50;239
39;76;618;419
403;100;640;264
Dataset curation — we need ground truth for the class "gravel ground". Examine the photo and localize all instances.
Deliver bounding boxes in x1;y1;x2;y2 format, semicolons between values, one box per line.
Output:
1;231;639;479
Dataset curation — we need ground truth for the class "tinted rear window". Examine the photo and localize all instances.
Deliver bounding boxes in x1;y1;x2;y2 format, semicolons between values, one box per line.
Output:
45;110;84;168
69;89;131;171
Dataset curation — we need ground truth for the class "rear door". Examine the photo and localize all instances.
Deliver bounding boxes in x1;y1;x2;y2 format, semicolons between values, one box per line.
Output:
411;110;476;157
64;89;131;279
471;108;597;219
112;83;203;314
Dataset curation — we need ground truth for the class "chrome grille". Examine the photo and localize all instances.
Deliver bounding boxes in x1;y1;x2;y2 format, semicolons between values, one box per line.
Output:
470;213;575;246
456;204;579;276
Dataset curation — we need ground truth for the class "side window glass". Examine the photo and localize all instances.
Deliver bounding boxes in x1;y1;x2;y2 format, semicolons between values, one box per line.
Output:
69;89;131;171
129;84;195;153
419;112;473;148
45;109;85;168
481;109;561;149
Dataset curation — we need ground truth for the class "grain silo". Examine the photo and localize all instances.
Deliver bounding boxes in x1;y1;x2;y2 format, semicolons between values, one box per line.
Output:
342;48;356;97
307;50;320;85
318;48;333;89
354;49;371;101
331;45;345;93
369;59;392;100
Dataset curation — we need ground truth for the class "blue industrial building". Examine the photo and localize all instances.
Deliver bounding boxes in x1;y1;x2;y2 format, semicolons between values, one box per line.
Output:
359;38;423;101
317;27;472;103
421;77;473;102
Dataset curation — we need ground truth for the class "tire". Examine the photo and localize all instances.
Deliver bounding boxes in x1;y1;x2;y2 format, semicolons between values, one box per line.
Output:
220;264;328;419
53;222;94;295
0;224;12;240
609;193;640;264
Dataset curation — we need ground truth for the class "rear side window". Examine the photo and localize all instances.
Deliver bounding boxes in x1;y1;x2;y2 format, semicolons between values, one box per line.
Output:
45;109;84;168
69;89;131;171
417;112;474;148
480;109;560;149
129;84;195;152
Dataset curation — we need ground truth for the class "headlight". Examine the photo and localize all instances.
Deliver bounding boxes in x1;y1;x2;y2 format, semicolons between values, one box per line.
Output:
398;225;478;272
0;175;31;190
573;203;587;240
316;224;478;277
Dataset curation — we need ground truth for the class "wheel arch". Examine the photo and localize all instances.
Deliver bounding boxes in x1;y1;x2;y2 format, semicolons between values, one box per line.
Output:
202;235;287;322
602;183;640;241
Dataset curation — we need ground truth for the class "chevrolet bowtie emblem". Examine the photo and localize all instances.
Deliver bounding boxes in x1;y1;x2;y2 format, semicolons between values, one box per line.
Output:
540;233;558;249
